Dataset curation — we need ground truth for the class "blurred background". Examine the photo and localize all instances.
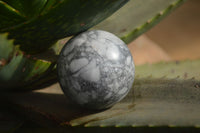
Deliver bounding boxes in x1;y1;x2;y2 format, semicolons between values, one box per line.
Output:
128;0;200;65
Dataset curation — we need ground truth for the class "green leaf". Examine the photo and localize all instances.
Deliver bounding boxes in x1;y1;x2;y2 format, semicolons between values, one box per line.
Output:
0;106;24;133
93;0;186;43
2;60;200;127
2;0;47;18
69;60;200;127
40;0;65;15
0;0;128;53
0;33;56;90
0;1;25;30
135;60;200;80
0;33;14;60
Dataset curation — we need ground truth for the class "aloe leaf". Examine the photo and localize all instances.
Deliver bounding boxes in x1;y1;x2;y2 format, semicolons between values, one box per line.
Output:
2;0;47;18
70;60;200;127
40;0;66;15
135;60;200;80
0;33;56;90
0;33;14;60
0;1;25;30
2;59;200;128
0;106;24;133
0;0;128;53
93;0;186;43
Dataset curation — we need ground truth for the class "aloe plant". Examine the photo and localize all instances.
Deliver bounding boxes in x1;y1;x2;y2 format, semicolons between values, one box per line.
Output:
2;59;200;129
0;0;186;90
2;0;200;131
0;0;129;90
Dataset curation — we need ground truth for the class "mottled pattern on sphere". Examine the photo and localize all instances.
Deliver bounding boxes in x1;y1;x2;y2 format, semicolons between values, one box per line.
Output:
58;30;135;110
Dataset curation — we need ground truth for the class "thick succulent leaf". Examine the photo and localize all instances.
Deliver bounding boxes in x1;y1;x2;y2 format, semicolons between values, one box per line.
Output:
2;0;47;18
40;0;65;15
70;60;200;127
1;60;200;128
0;105;24;133
0;33;14;60
0;33;56;90
0;1;25;30
93;0;186;43
135;60;200;80
71;79;200;127
0;0;128;53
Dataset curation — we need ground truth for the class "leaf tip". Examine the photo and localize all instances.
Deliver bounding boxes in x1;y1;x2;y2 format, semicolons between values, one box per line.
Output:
195;125;200;128
168;124;176;128
70;122;79;127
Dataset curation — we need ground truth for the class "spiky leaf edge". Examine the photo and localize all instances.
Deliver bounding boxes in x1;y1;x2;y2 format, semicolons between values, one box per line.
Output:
0;33;57;90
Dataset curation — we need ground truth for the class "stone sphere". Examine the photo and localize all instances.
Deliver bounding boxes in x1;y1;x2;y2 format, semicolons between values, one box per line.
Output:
57;30;135;110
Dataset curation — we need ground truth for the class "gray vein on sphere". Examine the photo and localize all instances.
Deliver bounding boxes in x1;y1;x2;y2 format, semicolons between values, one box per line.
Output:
58;30;135;109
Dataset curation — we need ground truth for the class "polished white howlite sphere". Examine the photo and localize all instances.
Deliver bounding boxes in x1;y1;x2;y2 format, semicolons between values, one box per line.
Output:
58;30;135;110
